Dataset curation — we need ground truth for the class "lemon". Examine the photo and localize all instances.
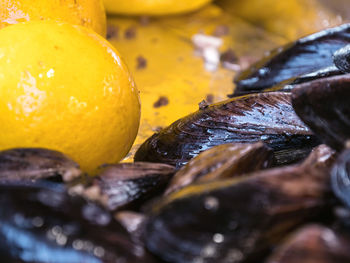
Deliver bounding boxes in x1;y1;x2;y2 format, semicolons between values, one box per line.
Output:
104;0;212;15
0;0;106;36
0;21;140;174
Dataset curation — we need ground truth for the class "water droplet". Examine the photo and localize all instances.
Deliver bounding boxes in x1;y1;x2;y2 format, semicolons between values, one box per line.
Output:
213;233;224;243
258;67;269;76
56;234;67;246
73;239;84;250
32;216;44;227
260;135;269;140
52;225;62;236
204;196;219;211
93;246;105;258
201;244;216;257
47;68;55;78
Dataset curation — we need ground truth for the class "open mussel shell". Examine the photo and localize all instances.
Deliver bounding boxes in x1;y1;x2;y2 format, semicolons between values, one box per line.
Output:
266;224;350;263
233;23;350;96
135;92;320;169
79;162;175;212
144;145;335;263
331;149;350;209
292;74;350;151
165;142;274;195
0;182;154;263
0;148;82;183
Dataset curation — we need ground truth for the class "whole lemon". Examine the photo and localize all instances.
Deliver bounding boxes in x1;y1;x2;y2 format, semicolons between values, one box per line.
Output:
0;0;106;36
0;21;140;174
104;0;212;15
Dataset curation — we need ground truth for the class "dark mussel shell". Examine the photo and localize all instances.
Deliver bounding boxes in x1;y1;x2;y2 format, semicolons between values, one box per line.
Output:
135;92;320;169
233;24;350;96
0;148;82;183
265;224;350;263
144;145;335;263
331;148;350;209
292;74;350;151
333;44;350;73
0;182;154;263
165;142;274;195
80;162;175;211
115;211;147;245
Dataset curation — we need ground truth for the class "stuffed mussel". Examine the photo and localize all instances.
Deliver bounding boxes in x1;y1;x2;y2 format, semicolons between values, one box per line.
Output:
135;92;320;168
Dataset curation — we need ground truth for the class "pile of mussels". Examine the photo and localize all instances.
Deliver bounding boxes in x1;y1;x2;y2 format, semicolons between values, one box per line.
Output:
2;24;350;263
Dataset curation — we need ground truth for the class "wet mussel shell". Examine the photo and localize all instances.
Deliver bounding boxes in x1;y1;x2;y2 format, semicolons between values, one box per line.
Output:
233;23;350;96
0;148;83;183
0;182;154;263
266;225;350;263
332;148;350;209
165;142;274;195
144;145;335;263
135;92;320;169
333;44;350;73
81;162;175;211
292;74;350;151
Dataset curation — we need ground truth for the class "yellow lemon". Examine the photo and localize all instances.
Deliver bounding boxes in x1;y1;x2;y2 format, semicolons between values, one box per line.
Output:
0;0;106;36
0;21;140;174
104;0;212;15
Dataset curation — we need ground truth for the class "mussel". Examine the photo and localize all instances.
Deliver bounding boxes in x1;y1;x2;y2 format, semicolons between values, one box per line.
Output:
135;92;320;168
333;44;350;73
144;145;335;263
266;225;350;263
165;142;274;195
0;148;82;183
292;74;350;151
233;24;350;96
331;148;350;209
0;182;154;262
77;162;175;211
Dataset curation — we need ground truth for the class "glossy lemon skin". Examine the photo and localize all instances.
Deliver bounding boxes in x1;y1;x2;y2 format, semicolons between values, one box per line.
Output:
0;21;140;174
0;0;106;36
104;0;212;15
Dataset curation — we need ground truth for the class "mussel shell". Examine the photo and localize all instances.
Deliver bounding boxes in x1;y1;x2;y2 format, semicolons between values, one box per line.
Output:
233;23;350;96
266;225;350;263
165;142;274;195
135;92;320;169
82;162;175;211
144;145;335;263
0;148;82;183
292;74;350;151
331;149;350;209
0;182;154;263
115;211;147;245
334;45;350;73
